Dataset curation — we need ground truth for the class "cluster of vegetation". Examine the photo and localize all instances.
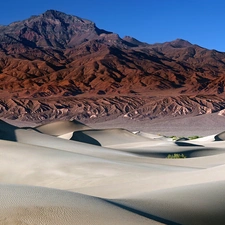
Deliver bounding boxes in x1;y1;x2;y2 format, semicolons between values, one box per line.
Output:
188;135;200;140
167;153;187;159
169;136;181;141
168;135;200;141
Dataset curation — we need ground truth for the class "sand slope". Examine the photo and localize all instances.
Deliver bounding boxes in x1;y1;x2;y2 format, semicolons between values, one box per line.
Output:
114;181;225;225
0;185;155;225
35;120;91;136
1;119;225;224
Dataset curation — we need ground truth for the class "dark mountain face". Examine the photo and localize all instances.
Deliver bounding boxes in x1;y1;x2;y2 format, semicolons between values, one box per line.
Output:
0;10;114;51
0;10;225;123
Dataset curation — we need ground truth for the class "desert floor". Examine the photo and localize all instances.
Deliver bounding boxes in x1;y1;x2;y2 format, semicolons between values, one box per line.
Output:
0;116;225;224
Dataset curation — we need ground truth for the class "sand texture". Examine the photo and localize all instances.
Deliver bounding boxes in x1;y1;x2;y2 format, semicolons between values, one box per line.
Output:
0;119;225;224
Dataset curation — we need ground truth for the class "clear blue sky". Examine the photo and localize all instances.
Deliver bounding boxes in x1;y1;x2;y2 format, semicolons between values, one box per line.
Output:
1;0;225;51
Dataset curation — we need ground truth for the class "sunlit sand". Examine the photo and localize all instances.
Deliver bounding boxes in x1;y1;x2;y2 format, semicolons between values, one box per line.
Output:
0;119;225;224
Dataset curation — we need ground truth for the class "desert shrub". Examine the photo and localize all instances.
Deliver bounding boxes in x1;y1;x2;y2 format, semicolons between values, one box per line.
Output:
188;135;200;140
169;136;180;141
168;135;200;141
167;153;186;159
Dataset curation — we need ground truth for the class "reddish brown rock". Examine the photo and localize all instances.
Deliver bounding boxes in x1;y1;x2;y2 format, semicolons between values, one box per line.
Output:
1;10;225;123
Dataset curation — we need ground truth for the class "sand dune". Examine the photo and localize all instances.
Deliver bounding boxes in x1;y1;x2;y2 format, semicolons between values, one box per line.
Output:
35;120;91;136
113;181;225;225
69;128;154;146
0;184;155;225
0;119;225;224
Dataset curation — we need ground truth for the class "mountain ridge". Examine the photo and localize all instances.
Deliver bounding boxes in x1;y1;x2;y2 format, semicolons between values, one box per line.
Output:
0;10;225;123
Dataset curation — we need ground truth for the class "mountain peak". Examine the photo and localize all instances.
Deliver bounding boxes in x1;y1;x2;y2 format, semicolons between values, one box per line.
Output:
43;9;63;15
170;39;192;48
42;10;66;19
40;9;91;24
0;9;108;49
44;9;62;14
123;36;147;46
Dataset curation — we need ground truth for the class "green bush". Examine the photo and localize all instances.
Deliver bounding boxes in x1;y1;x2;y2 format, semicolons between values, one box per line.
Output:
168;136;186;141
169;136;179;140
188;135;200;140
168;135;200;141
167;153;186;159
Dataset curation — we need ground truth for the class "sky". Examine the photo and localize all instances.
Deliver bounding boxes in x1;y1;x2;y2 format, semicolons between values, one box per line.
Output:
1;0;225;51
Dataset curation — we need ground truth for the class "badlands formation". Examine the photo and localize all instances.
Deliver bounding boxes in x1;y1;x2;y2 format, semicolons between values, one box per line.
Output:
1;10;225;123
0;119;225;224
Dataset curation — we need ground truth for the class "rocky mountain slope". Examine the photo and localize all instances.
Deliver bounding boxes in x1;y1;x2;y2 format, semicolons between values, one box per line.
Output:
1;10;225;123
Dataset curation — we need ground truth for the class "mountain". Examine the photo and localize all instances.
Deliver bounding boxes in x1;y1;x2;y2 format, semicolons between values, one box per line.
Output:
0;10;225;123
